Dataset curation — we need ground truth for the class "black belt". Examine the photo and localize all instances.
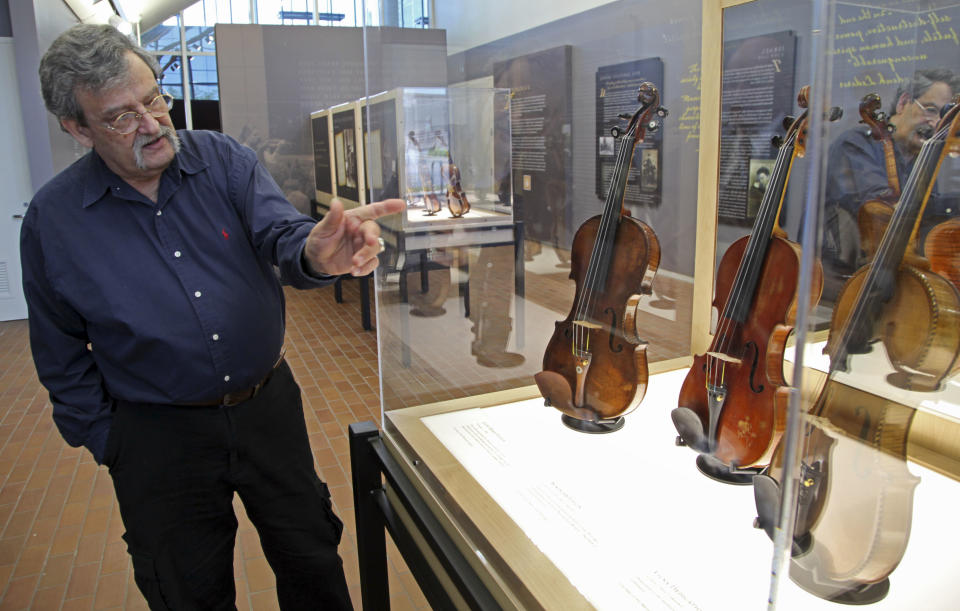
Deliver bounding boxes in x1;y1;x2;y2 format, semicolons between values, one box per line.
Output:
181;350;285;407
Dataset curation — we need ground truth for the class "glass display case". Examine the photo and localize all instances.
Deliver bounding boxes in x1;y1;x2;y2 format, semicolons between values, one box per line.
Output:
766;1;960;608
348;0;960;608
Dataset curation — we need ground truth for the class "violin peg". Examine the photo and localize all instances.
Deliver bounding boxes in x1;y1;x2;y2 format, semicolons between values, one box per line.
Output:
782;116;795;131
618;112;632;120
771;135;784;148
657;106;669;118
646;119;660;132
828;106;844;121
610;126;621;139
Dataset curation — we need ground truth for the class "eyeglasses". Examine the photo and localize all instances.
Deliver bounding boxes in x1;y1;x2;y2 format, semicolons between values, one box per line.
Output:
913;99;942;119
105;92;174;134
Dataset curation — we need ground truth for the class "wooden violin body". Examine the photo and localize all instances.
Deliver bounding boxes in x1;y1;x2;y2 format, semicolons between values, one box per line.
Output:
673;86;823;473
446;162;470;218
857;200;894;261
755;384;918;603
828;262;960;391
678;235;820;467
536;82;666;425
409;131;441;215
923;218;960;292
538;214;660;421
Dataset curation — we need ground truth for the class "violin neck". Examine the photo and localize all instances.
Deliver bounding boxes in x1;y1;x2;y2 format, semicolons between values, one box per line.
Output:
584;129;638;297
724;133;796;324
875;135;946;271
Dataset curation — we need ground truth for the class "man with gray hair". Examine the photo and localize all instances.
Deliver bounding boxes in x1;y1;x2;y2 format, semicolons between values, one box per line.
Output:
821;68;959;299
21;23;402;609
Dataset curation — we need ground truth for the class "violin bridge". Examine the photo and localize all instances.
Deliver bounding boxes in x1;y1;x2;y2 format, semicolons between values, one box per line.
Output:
706;351;742;365
573;320;603;330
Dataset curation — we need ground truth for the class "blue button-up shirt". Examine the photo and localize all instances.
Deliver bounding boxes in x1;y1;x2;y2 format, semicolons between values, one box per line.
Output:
21;130;334;463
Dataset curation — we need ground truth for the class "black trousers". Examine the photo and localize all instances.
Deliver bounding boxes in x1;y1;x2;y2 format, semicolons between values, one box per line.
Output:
103;361;352;610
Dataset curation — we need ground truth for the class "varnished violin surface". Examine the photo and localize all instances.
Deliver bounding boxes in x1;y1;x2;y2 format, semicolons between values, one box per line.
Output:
409;131;441;215
673;87;823;475
535;82;666;428
446;161;470;218
856;93;901;260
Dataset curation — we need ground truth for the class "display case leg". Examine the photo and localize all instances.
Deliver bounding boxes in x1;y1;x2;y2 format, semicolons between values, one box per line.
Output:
348;422;389;611
361;273;372;331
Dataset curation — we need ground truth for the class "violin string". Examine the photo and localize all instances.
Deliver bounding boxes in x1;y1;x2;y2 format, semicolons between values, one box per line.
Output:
707;126;799;388
575;115;643;356
575;123;633;354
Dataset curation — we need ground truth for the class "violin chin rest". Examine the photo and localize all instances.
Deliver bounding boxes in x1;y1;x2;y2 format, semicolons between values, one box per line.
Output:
753;474;780;541
753;474;814;557
534;371;575;414
671;407;708;453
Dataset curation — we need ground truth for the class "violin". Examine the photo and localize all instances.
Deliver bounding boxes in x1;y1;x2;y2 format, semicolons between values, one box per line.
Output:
827;96;960;392
672;86;824;479
856;93;901;259
754;384;918;603
409;131;441;215
534;82;666;430
446;161;470;218
752;98;960;603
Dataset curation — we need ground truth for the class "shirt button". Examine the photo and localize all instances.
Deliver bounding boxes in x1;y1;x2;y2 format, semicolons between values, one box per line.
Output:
212;333;220;341
194;291;202;298
156;210;162;216
224;375;231;382
174;251;181;258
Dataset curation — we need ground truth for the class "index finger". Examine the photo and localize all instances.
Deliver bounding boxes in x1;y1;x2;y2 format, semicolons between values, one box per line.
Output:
346;198;406;223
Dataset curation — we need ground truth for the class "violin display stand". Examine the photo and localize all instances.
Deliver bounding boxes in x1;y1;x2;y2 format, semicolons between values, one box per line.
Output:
789;566;890;606
695;454;762;485
560;413;625;434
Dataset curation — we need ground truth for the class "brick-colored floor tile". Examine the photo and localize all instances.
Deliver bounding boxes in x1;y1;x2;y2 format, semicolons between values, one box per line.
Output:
66;561;99;600
244;555;275;593
31;584;66;609
39;553;74;588
2;574;40;610
249;589;281;611
93;570;127;609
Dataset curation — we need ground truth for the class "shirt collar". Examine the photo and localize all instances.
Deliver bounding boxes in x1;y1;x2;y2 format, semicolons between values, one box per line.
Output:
80;135;210;208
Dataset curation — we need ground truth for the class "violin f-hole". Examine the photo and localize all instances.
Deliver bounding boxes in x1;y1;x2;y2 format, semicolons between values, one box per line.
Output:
746;341;764;393
605;307;623;353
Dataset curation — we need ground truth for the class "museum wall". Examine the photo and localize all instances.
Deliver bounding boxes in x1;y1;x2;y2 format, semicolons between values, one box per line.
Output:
8;0;82;190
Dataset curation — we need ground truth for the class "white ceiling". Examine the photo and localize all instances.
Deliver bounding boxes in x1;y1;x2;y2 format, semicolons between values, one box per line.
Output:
65;0;197;32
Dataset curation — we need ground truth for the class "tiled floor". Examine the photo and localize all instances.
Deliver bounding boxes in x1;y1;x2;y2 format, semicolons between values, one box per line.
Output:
0;278;427;611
